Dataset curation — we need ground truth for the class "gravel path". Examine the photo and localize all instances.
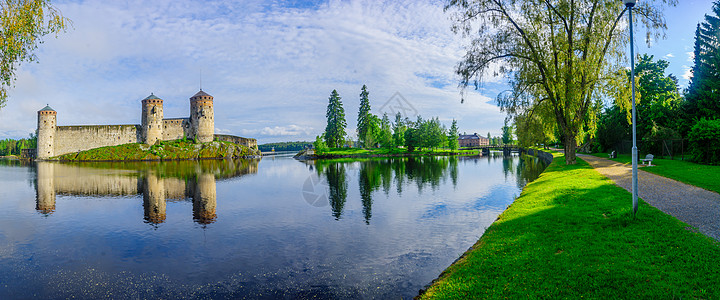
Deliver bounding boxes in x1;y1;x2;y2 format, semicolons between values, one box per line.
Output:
577;154;720;241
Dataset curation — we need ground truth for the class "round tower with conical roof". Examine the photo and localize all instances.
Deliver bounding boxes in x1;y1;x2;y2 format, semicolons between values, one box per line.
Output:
141;93;164;145
190;90;214;143
37;105;57;159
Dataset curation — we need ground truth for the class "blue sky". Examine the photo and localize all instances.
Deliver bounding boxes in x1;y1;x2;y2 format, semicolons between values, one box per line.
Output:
0;0;715;143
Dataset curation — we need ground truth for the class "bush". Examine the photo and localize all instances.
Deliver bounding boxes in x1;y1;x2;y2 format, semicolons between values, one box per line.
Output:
313;134;328;154
642;122;681;157
688;119;720;164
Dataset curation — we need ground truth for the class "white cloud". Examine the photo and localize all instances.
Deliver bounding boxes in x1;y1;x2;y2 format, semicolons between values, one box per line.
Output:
682;65;693;81
3;0;508;143
664;53;674;58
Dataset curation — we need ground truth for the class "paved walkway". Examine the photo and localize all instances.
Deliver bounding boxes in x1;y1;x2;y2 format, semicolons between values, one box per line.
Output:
577;154;720;241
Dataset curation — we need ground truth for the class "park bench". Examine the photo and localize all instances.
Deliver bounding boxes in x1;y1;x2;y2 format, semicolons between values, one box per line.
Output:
641;154;654;166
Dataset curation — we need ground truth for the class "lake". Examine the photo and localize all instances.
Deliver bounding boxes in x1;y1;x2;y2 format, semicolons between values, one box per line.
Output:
0;154;545;299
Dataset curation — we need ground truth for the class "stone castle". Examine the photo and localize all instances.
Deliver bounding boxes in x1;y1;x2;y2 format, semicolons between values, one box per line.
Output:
37;90;256;159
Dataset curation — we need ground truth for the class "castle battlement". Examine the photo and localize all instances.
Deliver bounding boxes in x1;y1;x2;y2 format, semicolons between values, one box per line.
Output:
36;90;256;159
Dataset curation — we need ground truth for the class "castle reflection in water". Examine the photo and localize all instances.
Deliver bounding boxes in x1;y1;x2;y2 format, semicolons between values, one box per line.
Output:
34;159;259;224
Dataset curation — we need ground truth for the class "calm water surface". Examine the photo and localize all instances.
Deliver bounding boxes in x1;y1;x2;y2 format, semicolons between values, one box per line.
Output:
0;154;545;299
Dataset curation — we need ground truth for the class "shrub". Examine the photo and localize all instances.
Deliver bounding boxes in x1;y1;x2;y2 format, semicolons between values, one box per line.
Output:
313;134;328;154
688;118;720;164
642;122;681;157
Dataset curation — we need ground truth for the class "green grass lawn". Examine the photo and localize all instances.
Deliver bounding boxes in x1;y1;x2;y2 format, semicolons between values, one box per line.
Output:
316;147;481;156
420;154;720;299
590;153;720;194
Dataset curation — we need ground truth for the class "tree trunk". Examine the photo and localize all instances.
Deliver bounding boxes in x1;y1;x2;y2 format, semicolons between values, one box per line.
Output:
564;135;577;164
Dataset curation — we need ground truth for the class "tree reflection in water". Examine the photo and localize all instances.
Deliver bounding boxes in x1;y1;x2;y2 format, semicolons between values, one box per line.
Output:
313;155;542;224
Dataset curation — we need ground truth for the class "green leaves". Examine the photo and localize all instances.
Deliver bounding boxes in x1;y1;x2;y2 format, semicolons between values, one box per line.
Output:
1;0;70;108
688;119;720;164
446;0;674;164
684;2;720;136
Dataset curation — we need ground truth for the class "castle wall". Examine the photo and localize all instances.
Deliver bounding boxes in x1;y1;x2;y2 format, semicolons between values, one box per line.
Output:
162;118;191;141
214;134;258;149
54;125;141;156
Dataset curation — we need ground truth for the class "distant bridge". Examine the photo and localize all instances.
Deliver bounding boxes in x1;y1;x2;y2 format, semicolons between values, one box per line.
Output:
461;145;523;155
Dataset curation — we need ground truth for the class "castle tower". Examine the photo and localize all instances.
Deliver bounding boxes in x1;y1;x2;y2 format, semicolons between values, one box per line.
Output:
37;105;57;160
141;93;164;145
190;90;214;143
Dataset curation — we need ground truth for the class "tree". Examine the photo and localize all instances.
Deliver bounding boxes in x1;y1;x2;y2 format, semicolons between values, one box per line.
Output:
633;54;681;138
392;112;406;147
501;124;513;145
596;106;629;152
448;119;460;150
425;117;447;150
1;0;69;108
377;113;393;148
683;2;720;136
357;84;372;147
325;90;347;148
313;134;328;153
364;114;380;148
445;0;675;164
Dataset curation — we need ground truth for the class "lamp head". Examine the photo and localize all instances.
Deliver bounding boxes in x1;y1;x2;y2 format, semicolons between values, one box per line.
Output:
623;0;636;7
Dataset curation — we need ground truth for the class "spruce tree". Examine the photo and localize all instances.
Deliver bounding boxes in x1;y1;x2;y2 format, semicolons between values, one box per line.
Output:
684;2;720;135
392;112;406;147
325;90;347;148
357;85;371;147
448;120;459;150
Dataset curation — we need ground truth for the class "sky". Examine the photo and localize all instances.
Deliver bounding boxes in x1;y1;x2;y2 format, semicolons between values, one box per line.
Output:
0;0;715;143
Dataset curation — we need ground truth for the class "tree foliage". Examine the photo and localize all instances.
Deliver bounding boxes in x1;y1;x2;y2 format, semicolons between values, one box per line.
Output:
257;141;312;152
324;90;347;148
501;124;513;145
404;116;448;151
448;119;459;150
1;0;69;108
313;134;328;153
392;112;406;147
445;0;675;164
683;2;720;136
357;84;372;147
688;119;720;165
0;134;36;156
377;113;393;148
633;54;681;138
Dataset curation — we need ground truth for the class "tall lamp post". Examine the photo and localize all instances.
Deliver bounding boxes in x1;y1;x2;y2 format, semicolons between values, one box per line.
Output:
624;0;639;216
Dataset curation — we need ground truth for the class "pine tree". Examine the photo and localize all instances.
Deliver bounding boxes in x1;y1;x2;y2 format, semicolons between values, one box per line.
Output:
325;90;347;148
684;2;720;136
357;85;371;147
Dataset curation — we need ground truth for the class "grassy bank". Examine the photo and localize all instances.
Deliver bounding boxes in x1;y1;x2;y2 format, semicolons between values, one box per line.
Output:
420;154;720;299
52;139;260;161
591;153;720;194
